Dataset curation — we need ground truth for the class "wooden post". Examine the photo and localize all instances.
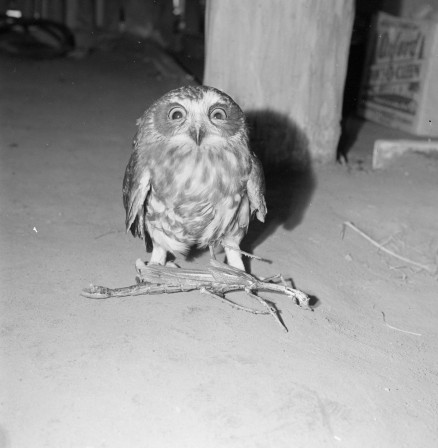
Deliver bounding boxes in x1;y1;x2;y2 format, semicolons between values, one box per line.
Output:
204;0;355;166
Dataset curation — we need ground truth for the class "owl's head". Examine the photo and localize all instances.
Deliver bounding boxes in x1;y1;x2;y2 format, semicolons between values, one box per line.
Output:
139;86;248;150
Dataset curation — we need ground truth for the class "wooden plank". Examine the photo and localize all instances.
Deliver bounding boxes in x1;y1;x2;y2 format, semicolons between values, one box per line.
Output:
204;0;355;166
372;139;438;169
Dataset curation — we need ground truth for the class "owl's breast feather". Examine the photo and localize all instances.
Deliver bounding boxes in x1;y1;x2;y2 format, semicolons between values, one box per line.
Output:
153;144;249;202
146;145;251;249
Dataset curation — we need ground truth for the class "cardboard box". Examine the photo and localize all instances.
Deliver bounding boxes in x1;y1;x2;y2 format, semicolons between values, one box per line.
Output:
358;12;438;136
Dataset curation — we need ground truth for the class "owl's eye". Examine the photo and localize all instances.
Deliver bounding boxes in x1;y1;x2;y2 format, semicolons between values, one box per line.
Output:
210;108;227;121
168;107;186;121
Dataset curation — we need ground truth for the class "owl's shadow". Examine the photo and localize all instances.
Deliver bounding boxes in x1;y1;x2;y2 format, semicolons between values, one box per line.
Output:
241;109;316;272
187;110;316;273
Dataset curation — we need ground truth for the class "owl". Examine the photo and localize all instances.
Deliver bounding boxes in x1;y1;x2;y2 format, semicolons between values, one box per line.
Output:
122;85;266;271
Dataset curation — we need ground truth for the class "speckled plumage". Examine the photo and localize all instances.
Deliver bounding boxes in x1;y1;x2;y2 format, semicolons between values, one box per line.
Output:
122;85;266;270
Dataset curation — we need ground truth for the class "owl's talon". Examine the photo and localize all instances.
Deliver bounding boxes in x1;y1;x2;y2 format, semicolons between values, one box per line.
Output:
165;261;179;268
135;258;147;274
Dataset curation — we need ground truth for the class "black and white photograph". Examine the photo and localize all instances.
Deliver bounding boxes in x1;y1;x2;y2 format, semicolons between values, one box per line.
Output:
1;1;437;447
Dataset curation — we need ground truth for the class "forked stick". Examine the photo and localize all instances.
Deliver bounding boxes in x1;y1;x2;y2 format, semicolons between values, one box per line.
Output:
81;259;311;332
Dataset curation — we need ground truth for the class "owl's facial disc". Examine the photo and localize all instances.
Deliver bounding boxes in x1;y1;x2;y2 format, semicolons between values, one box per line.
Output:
186;105;227;146
151;87;246;149
166;102;207;146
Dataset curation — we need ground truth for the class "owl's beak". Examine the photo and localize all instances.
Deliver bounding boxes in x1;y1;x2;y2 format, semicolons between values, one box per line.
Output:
189;124;206;146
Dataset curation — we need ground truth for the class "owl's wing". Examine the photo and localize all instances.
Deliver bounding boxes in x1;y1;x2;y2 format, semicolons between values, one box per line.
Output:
122;150;151;239
247;152;267;222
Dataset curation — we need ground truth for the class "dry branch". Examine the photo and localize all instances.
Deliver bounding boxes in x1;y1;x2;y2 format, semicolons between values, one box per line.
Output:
81;259;311;332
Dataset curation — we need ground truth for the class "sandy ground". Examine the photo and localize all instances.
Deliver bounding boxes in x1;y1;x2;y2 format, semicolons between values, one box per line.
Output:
1;41;438;448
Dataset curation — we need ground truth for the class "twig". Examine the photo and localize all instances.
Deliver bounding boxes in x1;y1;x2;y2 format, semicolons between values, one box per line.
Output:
199;288;269;314
81;260;312;332
381;312;422;337
245;287;288;332
343;221;436;274
221;244;271;263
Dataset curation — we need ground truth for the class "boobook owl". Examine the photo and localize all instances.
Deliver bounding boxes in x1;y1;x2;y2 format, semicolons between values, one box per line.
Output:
122;85;266;271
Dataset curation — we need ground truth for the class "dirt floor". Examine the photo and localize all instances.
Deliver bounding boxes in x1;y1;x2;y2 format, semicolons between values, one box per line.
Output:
1;39;437;448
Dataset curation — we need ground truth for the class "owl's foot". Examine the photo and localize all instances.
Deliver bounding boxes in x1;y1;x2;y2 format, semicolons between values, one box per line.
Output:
222;242;245;271
149;245;167;265
165;260;179;268
135;258;147;273
135;258;179;271
147;244;180;267
134;258;179;283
